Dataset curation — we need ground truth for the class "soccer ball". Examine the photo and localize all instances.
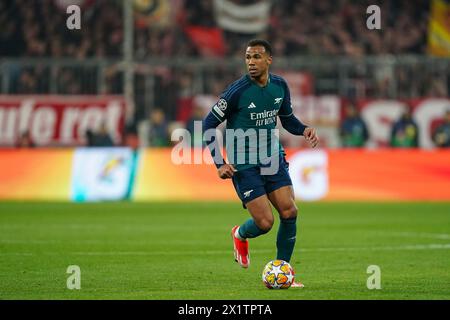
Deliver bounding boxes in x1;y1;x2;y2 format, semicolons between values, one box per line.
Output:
262;259;295;289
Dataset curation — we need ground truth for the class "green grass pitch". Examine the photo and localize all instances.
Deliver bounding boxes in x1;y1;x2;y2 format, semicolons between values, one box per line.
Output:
0;201;449;300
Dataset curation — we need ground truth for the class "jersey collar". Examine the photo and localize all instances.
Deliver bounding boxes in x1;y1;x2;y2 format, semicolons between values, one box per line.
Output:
246;73;271;88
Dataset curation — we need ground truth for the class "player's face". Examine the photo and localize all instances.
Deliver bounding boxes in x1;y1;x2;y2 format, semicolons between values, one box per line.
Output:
245;46;272;78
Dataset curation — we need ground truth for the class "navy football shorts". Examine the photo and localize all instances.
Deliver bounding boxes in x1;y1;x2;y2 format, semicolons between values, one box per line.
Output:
231;155;293;207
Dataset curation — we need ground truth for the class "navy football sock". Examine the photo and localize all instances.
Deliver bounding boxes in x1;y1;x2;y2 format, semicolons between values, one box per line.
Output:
238;218;269;239
276;217;297;262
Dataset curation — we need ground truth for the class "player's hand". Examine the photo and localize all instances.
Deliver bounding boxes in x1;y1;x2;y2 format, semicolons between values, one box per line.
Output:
218;164;237;179
304;127;319;148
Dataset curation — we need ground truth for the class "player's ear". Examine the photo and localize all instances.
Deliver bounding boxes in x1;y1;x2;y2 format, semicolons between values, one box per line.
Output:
267;55;272;66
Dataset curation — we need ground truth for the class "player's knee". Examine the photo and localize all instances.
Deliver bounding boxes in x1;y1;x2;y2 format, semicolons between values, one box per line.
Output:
280;206;298;220
257;216;274;233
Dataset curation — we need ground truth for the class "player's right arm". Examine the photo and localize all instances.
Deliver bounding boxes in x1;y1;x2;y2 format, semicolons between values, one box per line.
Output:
203;88;239;179
202;110;237;179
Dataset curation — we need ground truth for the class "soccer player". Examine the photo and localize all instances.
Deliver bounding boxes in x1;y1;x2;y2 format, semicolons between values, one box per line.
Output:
202;39;319;287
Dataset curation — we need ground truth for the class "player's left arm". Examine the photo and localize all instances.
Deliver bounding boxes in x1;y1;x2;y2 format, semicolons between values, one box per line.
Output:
278;80;319;148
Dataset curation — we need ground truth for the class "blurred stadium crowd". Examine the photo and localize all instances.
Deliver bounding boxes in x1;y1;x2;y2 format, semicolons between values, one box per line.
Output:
0;0;430;58
0;0;449;148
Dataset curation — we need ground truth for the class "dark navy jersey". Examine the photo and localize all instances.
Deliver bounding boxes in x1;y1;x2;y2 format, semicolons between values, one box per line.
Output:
209;74;294;170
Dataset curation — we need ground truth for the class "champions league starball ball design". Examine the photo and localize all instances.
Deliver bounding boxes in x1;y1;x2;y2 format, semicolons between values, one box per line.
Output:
262;260;295;289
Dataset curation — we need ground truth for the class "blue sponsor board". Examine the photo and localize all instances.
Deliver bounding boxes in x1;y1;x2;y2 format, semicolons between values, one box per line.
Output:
71;148;138;202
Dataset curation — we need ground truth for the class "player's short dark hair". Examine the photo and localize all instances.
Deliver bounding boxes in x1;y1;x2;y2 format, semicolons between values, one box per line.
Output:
247;39;272;56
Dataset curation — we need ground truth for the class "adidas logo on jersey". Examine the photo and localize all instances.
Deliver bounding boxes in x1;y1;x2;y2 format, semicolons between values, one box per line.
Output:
274;98;283;104
248;102;256;109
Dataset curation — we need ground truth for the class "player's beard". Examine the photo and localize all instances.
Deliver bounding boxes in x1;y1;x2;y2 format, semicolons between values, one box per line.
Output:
248;67;266;80
248;68;269;84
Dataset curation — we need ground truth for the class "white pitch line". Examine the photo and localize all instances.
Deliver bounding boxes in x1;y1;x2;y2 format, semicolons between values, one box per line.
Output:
1;243;449;256
391;232;450;240
0;239;221;245
3;231;450;245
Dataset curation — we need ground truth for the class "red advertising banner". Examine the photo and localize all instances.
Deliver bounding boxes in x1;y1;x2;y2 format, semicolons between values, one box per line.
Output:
0;148;449;201
0;95;127;147
354;98;450;148
134;148;450;202
190;95;450;149
291;148;450;201
0;149;73;200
